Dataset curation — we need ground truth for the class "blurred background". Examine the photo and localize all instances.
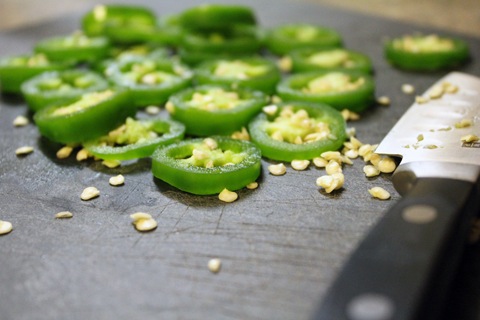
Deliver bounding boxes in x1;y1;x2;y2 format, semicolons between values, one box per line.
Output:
1;0;479;37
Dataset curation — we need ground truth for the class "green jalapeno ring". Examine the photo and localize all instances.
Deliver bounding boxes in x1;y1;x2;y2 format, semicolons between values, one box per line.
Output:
266;23;343;56
194;57;282;94
276;70;375;112
82;4;156;38
106;56;193;107
21;69;109;112
179;4;256;31
0;54;69;94
34;88;135;144
384;34;470;71
34;33;111;63
84;117;185;160
248;101;347;161
152;136;262;195
289;48;373;74
167;84;268;136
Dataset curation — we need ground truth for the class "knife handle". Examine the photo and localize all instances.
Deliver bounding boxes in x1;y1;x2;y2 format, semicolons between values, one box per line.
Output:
314;177;480;320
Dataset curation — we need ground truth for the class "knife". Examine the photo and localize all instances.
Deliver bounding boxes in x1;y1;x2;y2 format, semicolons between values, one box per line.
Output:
314;72;480;320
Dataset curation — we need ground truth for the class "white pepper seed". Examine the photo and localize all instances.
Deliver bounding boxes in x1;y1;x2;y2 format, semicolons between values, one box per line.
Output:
0;220;13;235
326;160;342;175
376;96;391;106
461;134;479;143
313;157;328;168
363;165;380;177
55;211;73;219
145;105;161;115
208;258;222;273
246;182;259;190
376;157;397;173
130;212;152;220
415;96;429;104
102;159;121;168
262;104;278;115
15;146;34;156
291;160;310;171
81;187;100;201
76;148;91;161
218;189;238;203
268;163;287;176
455;119;473;129
56;146;74;159
13;115;29;127
402;83;415;94
369;187;391;200
109;174;125;186
133;218;158;232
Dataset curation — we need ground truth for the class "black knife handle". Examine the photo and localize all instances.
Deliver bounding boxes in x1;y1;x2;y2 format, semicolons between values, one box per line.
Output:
314;177;480;320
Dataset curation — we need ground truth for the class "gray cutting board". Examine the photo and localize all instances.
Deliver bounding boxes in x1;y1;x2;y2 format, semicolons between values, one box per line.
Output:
1;0;479;319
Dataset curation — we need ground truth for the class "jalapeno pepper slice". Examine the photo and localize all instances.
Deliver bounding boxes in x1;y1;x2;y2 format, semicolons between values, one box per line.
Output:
0;53;68;94
82;5;157;44
194;57;282;94
276;70;375;112
289;48;373;74
152;136;262;195
21;69;109;112
166;85;268;136
266;23;342;56
384;33;470;71
84;117;185;160
248;102;347;161
34;88;135;144
34;32;110;64
106;56;193;107
179;4;256;31
179;26;262;65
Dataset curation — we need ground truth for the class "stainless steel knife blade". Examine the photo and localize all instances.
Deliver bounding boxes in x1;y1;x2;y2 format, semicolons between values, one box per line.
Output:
315;72;480;320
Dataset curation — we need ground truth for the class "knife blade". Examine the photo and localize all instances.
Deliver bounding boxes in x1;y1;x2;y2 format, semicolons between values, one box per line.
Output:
314;72;480;320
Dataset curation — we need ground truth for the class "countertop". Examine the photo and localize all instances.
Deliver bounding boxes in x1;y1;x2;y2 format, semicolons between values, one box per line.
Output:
1;1;480;320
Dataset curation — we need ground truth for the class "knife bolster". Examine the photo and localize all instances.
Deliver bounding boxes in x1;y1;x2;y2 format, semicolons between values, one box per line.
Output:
393;161;480;195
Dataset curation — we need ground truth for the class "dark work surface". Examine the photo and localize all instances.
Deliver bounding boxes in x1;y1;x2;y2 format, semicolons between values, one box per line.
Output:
1;1;479;319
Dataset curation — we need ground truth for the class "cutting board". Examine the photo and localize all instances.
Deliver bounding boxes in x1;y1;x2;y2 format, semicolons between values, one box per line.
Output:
1;1;479;319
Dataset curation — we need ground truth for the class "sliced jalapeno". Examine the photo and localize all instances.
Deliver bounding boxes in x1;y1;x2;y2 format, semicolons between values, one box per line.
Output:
34;31;110;64
21;69;109;112
82;5;157;44
84;117;185;160
384;33;469;71
289;48;373;74
194;57;281;94
152;136;262;195
34;88;135;144
179;4;256;31
276;71;375;112
266;23;342;56
0;53;68;94
106;56;193;107
166;85;268;136
179;26;262;65
248;102;347;161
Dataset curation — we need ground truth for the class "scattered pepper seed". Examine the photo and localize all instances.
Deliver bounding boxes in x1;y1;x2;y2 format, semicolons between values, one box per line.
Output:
15;146;34;156
262;104;278;116
208;258;222;273
56;146;74;159
109;174;125;186
55;211;73;219
218;188;238;203
145;105;161;115
81;186;100;201
291;159;310;171
455;119;473;129
401;83;415;94
130;212;157;232
415;96;429;104
363;165;380;177
268;163;287;176
13;115;29;127
76;148;91;161
102;159;121;168
246;181;259;190
461;134;479;143
0;220;13;235
368;187;391;200
376;96;391;106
